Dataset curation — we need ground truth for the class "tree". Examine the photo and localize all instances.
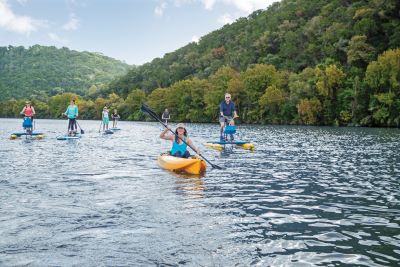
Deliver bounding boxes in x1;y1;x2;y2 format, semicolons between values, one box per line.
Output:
347;35;375;67
297;98;322;125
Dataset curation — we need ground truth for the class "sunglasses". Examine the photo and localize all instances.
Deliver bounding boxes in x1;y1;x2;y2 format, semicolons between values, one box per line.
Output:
225;97;231;99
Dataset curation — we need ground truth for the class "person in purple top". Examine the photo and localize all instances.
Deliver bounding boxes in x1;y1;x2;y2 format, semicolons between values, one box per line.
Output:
219;93;238;141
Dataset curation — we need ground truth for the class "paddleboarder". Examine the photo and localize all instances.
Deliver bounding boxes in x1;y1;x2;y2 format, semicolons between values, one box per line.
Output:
160;123;200;158
20;101;36;134
102;106;110;131
63;99;79;136
219;93;238;141
111;109;120;128
162;108;170;125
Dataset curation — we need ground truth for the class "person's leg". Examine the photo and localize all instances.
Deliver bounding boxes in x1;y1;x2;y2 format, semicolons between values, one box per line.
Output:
68;119;72;135
219;121;225;141
73;119;77;134
172;151;183;158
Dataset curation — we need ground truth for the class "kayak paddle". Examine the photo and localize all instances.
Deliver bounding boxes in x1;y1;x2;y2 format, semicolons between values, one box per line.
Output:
140;103;223;170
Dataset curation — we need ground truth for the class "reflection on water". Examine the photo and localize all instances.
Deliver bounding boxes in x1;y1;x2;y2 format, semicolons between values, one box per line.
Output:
0;119;400;266
173;174;205;199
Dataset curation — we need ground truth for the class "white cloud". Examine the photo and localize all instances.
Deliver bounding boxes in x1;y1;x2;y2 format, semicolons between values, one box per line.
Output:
63;13;79;31
191;35;199;43
48;32;67;43
155;2;167;16
173;0;194;7
0;0;44;34
200;0;277;13
202;0;216;10
222;0;269;13
217;13;233;25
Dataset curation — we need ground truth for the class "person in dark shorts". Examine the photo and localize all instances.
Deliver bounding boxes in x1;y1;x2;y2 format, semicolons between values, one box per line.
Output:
63;99;79;136
111;109;120;128
219;93;238;141
162;108;170;125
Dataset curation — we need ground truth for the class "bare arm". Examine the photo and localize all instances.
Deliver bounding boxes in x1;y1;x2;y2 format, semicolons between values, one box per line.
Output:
32;107;36;115
160;128;174;141
187;138;199;154
20;107;26;114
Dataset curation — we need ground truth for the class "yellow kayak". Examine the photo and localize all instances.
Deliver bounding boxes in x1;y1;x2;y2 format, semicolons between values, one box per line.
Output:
157;154;207;175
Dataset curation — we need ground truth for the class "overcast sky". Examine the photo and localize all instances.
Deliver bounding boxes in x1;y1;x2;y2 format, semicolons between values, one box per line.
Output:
0;0;280;65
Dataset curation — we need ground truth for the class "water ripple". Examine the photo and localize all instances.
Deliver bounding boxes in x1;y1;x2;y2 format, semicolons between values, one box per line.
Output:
0;120;399;265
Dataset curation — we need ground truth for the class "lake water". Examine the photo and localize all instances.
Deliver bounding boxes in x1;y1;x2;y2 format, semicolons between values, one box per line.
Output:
1;118;400;266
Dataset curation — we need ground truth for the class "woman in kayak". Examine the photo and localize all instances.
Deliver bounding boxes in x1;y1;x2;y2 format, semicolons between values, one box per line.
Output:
160;123;200;158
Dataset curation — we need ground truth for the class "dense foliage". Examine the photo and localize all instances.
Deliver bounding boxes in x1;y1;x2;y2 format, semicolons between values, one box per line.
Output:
108;0;400;96
1;0;400;128
0;45;130;100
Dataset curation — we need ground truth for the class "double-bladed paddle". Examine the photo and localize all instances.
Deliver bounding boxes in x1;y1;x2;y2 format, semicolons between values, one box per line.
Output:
140;103;223;170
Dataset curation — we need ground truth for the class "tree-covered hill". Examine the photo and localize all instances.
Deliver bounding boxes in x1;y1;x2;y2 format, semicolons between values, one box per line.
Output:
109;0;400;96
0;45;131;100
1;0;399;127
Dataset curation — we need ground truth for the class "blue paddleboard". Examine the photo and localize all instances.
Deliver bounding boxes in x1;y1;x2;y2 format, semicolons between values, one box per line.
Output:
102;130;114;134
56;135;81;140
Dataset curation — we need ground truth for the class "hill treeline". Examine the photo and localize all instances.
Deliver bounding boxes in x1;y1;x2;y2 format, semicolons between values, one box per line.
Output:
1;0;399;127
0;45;130;100
108;0;400;96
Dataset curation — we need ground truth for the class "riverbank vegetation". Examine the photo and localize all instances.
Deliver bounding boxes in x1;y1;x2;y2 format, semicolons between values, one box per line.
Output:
1;0;399;127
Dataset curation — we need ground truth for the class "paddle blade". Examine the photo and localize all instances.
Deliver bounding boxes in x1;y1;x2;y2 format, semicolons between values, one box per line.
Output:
80;129;85;134
140;104;160;122
140;105;149;114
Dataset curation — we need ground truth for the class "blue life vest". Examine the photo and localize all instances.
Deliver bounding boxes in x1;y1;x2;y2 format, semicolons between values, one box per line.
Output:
22;117;32;128
171;136;187;155
224;125;236;134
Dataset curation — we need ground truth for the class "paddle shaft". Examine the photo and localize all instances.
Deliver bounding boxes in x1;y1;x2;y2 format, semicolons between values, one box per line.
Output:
76;120;84;134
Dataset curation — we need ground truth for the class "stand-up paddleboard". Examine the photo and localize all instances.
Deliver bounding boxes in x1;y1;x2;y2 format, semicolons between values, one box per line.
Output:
10;132;45;140
56;135;81;140
109;128;121;131
102;129;114;134
205;140;255;151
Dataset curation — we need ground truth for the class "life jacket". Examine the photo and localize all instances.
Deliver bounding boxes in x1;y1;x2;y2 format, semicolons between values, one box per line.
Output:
224;125;236;134
171;136;187;155
22;117;32;128
24;106;33;117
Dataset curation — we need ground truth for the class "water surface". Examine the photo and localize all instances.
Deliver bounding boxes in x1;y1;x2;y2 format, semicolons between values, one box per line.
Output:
1;119;399;266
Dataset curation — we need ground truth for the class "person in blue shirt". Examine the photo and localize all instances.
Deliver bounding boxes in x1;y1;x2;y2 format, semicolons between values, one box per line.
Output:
160;123;199;158
219;93;238;141
63;99;79;136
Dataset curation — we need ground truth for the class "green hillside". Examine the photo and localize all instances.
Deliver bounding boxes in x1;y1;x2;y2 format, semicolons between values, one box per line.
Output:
0;45;131;100
1;0;399;127
108;0;400;96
